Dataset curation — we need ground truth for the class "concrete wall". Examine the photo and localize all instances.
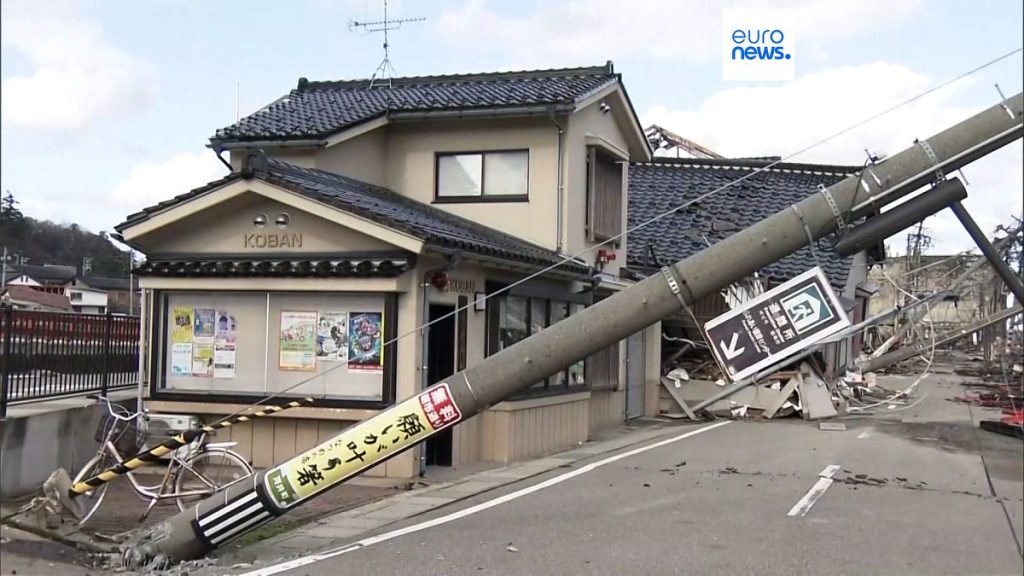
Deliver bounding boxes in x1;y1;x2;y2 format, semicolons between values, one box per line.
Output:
480;392;590;463
0;397;136;499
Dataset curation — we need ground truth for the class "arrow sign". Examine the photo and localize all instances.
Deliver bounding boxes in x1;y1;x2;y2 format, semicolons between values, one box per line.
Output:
720;332;746;360
703;267;850;382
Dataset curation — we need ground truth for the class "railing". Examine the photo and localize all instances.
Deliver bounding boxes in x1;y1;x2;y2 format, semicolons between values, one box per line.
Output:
0;307;140;417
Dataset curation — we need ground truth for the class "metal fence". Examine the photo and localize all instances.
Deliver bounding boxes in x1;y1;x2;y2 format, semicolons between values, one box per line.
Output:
0;307;140;417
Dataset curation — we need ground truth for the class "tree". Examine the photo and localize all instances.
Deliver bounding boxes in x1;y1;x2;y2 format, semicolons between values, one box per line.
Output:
1;190;24;224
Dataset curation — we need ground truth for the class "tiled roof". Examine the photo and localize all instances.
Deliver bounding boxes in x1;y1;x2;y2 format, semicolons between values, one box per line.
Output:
627;158;861;289
10;264;77;282
1;285;73;311
118;159;591;278
136;255;415;279
77;275;138;291
212;64;619;143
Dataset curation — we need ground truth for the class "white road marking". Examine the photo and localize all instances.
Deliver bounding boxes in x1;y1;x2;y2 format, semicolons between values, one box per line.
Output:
857;431;870;439
237;420;733;576
787;464;842;518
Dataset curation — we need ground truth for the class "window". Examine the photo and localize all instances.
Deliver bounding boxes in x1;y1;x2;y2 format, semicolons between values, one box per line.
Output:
70;292;83;302
487;289;589;398
155;291;396;407
436;150;529;201
586;147;623;242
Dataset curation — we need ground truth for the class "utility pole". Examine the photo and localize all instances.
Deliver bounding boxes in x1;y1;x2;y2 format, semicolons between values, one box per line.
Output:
858;304;1022;373
118;93;1024;566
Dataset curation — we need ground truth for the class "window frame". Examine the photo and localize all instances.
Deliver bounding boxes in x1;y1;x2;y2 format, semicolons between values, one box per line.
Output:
434;149;530;203
585;146;624;244
485;281;591;400
150;290;399;410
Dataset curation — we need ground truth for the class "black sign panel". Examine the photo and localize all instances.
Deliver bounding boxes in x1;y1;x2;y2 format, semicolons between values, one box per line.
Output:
704;267;850;381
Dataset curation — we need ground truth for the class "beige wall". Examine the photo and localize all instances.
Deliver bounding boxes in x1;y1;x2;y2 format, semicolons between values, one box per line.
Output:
136;192;396;255
481;393;590;463
384;118;560;249
318;126;388;187
563;101;632;275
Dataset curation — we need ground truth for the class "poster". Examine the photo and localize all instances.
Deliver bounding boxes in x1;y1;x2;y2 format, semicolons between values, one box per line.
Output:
214;311;237;379
193;308;216;339
192;342;214;377
348;312;383;372
170;343;193;376
316;312;348;362
280;311;317;371
171;307;193;343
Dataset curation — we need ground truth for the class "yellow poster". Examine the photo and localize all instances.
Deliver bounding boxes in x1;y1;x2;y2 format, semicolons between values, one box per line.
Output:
171;307;193;343
265;383;462;509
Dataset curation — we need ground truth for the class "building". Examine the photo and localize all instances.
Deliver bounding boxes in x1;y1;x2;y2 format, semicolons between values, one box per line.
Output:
626;157;883;390
117;63;662;478
0;284;73;312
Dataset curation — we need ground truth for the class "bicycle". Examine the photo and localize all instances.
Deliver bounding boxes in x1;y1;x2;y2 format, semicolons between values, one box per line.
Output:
71;395;253;526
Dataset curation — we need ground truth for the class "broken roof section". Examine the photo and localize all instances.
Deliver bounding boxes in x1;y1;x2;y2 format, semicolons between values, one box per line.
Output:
212;62;627;145
627;157;864;289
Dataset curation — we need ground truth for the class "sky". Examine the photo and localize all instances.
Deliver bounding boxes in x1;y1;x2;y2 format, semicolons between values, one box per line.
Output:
2;0;1022;257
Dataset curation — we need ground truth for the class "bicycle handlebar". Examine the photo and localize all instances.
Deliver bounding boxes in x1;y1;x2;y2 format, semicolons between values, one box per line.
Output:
93;394;145;422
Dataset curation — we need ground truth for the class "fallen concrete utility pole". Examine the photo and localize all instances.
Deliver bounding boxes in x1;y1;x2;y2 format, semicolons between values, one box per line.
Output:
116;93;1023;566
858;304;1023;373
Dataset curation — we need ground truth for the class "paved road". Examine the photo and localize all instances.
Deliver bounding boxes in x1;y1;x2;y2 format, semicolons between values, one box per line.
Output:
246;370;1023;576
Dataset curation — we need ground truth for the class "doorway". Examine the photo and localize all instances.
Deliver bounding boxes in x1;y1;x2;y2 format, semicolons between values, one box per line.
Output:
424;304;456;467
625;331;645;420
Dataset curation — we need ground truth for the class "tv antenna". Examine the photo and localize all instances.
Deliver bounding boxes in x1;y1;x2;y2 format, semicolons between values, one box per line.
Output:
349;0;426;89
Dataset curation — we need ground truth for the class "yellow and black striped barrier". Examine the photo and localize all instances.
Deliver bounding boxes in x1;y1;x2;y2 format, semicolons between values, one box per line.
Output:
69;397;315;498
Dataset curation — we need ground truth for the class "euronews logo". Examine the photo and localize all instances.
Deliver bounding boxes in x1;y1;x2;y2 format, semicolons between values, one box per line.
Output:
722;9;795;81
730;29;791;61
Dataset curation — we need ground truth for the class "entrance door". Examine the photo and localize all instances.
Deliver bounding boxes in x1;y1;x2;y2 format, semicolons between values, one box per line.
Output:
625;331;645;420
424;304;456;467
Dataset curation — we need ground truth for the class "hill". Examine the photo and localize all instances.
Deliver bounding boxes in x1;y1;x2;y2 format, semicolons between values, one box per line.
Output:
0;191;131;277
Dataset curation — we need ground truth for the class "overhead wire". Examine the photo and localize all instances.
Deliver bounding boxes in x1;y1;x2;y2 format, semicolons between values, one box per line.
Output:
201;47;1024;427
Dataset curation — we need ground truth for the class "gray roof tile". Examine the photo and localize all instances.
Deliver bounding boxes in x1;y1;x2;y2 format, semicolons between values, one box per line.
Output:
213;64;618;143
627;158;861;289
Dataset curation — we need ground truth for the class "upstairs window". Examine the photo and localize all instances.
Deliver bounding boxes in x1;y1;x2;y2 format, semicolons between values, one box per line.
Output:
436;150;529;201
586;148;623;242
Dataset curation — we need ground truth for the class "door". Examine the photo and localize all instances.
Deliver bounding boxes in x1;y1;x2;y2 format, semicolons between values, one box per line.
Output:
625;331;645;420
424;304;456;467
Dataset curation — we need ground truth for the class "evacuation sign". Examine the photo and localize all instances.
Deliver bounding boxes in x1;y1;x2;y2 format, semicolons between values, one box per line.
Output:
264;383;462;509
704;267;850;381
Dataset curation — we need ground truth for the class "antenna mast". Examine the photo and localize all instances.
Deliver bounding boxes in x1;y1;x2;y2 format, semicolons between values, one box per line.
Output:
349;0;426;89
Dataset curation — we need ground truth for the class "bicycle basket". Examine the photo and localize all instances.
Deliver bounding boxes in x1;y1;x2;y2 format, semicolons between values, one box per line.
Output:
95;413;148;455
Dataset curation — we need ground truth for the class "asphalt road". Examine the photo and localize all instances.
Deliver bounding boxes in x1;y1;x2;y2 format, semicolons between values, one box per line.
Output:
247;370;1023;576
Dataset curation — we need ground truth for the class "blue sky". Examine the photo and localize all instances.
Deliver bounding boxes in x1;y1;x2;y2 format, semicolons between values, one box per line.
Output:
2;0;1022;255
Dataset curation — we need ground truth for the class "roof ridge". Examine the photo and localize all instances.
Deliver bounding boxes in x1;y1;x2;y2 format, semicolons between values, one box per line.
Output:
634;157;860;175
298;62;615;91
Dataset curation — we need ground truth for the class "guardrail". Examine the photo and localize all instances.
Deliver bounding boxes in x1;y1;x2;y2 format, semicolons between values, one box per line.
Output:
0;307;139;417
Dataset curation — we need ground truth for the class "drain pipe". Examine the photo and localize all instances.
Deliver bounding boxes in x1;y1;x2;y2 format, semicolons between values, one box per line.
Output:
548;110;566;253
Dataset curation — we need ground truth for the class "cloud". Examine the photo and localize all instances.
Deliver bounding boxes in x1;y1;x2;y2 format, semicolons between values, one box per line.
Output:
642;61;1023;254
1;0;155;129
111;151;228;209
436;0;922;66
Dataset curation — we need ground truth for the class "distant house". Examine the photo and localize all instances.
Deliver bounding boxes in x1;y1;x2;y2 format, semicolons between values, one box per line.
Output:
0;284;73;312
626;157;884;380
4;264;137;315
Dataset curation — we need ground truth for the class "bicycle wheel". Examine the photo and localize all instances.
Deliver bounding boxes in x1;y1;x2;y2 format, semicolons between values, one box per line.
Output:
173;447;252;511
71;453;114;526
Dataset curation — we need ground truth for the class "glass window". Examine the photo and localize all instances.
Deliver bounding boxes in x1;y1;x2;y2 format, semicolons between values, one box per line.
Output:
438;154;483;197
437;151;528;199
498;296;528;351
483;151;529;196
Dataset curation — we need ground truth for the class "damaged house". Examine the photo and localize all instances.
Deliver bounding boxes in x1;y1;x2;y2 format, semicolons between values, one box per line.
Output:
626;157;885;417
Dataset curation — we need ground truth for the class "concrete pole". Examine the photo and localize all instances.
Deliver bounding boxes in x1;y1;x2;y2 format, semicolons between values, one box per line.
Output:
949;201;1024;304
858;304;1022;373
122;93;1024;566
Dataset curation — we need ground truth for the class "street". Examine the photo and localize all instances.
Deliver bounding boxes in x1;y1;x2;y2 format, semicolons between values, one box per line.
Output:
230;369;1022;576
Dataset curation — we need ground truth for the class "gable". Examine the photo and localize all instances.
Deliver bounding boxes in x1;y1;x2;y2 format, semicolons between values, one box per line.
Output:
134;191;401;256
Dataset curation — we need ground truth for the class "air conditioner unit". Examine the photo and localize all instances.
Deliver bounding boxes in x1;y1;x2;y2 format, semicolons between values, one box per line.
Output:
142;413;201;459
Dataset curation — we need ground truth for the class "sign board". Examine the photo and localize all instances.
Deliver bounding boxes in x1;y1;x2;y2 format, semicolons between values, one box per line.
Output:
704;267;850;381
